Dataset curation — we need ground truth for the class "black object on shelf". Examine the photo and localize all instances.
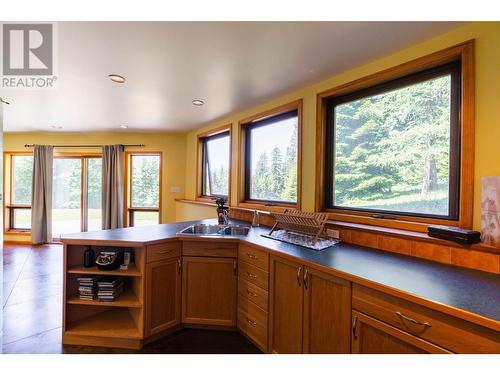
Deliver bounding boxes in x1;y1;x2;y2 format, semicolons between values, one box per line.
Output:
428;225;481;245
83;247;95;268
95;250;124;270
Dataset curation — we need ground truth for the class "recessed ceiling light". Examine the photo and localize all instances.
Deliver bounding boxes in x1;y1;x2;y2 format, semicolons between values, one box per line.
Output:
108;74;126;83
120;125;128;129
50;125;63;130
192;99;204;106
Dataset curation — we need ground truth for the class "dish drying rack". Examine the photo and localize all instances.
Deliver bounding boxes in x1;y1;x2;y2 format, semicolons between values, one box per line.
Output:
269;209;329;245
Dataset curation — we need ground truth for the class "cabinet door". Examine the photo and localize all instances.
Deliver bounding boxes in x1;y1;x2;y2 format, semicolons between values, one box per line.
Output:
182;256;237;326
269;255;304;354
145;257;182;337
303;267;351;353
351;311;451;354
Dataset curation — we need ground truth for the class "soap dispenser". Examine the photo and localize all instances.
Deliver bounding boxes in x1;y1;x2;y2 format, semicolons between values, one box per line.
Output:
252;210;260;227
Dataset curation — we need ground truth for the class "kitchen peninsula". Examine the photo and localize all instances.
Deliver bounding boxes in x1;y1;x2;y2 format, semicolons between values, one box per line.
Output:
61;219;500;353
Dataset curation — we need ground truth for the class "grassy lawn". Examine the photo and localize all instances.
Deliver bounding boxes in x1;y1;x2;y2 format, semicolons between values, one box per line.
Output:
15;209;159;233
345;188;449;215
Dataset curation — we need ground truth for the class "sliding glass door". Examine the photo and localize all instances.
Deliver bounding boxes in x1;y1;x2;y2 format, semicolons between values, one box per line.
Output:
52;156;102;239
86;158;102;232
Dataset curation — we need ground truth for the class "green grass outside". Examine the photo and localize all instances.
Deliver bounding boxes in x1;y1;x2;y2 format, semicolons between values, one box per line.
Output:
341;188;449;215
14;209;159;229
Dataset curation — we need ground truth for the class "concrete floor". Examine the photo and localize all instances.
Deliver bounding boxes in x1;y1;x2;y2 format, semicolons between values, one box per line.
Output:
2;243;259;354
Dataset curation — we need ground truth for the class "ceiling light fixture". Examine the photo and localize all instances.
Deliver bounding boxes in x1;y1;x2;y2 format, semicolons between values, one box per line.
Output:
192;99;204;106
120;125;128;129
50;125;63;130
108;74;126;83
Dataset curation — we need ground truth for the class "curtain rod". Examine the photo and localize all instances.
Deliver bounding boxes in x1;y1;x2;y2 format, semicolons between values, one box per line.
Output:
24;144;145;148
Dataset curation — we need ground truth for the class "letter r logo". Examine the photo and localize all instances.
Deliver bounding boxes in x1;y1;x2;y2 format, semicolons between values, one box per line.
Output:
2;24;53;75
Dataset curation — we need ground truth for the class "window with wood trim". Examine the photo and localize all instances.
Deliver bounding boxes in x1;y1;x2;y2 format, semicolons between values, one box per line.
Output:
201;131;230;198
325;63;460;220
242;106;300;206
127;153;161;227
51;155;102;239
7;154;34;231
317;41;474;230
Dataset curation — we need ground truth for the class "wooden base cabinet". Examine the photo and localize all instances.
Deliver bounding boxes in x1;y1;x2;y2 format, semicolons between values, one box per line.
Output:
269;255;352;354
351;311;451;354
303;267;351;353
182;256;237;327
269;256;304;353
145;257;182;337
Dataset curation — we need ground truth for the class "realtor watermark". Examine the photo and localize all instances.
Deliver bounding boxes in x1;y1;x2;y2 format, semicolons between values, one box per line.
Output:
1;22;58;89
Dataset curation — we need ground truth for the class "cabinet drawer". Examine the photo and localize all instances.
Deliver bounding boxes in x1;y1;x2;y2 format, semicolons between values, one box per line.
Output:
239;260;269;291
182;241;238;258
238;278;269;312
239;244;269;271
147;241;181;263
238;298;268;352
353;284;500;353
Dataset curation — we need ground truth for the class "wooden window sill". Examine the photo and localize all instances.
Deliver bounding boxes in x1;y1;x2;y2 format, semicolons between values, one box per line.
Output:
327;220;500;255
237;201;295;213
4;230;31;236
176;199;499;255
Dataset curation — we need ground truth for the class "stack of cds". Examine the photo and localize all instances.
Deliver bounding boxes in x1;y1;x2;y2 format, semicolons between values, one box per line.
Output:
97;276;124;302
77;276;97;300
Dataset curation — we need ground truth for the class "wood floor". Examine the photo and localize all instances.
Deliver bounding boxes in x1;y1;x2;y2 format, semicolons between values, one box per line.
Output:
2;243;260;354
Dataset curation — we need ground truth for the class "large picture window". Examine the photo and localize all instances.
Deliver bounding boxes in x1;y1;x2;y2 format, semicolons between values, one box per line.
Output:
201;131;230;197
243;108;299;205
127;153;161;227
52;155;102;239
324;62;461;220
8;154;34;231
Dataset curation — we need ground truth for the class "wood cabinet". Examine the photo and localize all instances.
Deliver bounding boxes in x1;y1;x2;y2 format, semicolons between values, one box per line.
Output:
145;257;182;337
182;256;237;327
269;256;304;353
269;255;352;354
352;284;500;353
237;244;270;352
303;267;351;353
351;311;451;353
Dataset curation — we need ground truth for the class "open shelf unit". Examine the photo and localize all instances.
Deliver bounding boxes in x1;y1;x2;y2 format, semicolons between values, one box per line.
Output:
67;289;141;307
67;263;141;276
63;243;146;347
65;308;141;339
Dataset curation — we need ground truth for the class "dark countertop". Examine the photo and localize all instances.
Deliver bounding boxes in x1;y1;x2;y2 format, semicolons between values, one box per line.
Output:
62;218;500;329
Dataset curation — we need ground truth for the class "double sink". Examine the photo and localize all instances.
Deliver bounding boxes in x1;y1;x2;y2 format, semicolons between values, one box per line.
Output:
178;223;250;237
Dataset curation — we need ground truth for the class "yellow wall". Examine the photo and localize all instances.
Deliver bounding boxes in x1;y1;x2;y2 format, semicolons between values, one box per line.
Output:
181;22;500;231
4;131;187;242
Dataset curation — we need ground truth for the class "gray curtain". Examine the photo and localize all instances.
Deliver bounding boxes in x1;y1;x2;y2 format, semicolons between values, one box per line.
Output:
102;145;125;229
31;145;53;244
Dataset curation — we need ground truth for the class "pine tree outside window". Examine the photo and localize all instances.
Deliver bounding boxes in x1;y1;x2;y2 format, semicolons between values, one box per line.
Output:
201;131;230;198
324;62;461;220
244;110;299;205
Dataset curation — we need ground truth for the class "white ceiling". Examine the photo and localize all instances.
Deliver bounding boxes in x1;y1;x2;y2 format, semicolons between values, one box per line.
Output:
1;21;462;132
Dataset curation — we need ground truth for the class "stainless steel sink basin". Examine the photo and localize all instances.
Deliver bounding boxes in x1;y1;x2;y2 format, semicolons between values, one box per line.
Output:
178;224;250;237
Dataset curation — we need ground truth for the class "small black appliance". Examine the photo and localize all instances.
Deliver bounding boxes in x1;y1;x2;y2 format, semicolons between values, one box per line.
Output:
427;225;481;245
83;246;95;268
95;250;124;270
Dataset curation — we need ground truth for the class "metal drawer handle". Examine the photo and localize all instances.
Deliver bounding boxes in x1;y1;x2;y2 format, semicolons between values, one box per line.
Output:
352;316;358;340
247;253;258;259
303;269;309;290
178;258;182;273
246;318;257;326
246;272;257;278
158;249;173;254
246;289;257;297
297;266;302;287
395;311;432;329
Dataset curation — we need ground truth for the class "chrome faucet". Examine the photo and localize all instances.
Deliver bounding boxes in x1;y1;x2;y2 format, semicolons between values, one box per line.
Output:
219;208;229;225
